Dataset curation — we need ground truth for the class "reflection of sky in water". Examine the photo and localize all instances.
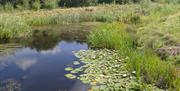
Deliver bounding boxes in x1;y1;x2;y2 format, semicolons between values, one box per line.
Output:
0;41;89;91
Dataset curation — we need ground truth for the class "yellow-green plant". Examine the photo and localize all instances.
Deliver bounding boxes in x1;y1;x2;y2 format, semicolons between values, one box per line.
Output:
0;16;31;38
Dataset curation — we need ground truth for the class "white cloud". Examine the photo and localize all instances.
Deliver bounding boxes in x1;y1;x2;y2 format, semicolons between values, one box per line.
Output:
15;59;37;71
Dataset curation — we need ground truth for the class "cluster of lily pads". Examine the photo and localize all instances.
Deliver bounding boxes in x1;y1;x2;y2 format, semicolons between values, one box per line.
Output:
65;49;163;91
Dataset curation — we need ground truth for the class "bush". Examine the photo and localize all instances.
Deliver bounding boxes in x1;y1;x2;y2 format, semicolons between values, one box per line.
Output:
42;0;58;9
59;0;98;7
31;0;41;10
4;2;14;11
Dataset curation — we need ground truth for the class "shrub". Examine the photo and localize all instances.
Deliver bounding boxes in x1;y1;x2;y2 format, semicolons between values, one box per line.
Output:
4;2;14;11
31;0;41;10
42;0;58;9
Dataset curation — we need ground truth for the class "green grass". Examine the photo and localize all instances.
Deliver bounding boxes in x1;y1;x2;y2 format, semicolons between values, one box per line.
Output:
0;3;179;38
88;23;180;90
128;50;179;90
0;2;179;90
88;23;133;55
0;16;30;38
135;4;180;63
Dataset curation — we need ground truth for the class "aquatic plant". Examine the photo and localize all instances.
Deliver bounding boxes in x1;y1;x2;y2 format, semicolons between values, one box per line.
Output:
65;67;73;71
65;74;76;79
87;23;179;90
65;49;164;90
73;61;80;65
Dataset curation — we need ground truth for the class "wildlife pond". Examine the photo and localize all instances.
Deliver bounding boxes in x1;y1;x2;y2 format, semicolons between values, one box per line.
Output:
0;24;95;91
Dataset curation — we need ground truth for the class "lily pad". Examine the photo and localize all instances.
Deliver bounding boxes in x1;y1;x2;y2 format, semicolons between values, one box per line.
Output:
65;74;76;79
65;49;162;91
73;61;80;65
65;67;73;71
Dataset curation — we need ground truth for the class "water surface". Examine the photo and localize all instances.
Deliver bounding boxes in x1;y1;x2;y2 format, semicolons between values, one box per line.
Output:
0;24;92;91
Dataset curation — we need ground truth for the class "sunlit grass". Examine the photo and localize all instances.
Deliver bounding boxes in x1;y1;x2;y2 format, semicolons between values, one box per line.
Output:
0;16;30;38
88;23;179;90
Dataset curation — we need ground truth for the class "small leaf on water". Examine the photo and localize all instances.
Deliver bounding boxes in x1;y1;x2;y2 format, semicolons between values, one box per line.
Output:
73;61;80;65
65;67;73;71
65;74;76;79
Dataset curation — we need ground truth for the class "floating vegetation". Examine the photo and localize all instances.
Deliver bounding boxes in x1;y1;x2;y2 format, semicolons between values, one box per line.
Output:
73;61;80;65
64;67;73;71
65;49;163;91
64;74;76;79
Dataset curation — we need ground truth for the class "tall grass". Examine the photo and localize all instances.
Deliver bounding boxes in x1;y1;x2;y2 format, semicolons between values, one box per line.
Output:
88;23;180;90
128;50;179;90
88;23;133;55
0;16;31;38
0;4;179;40
0;4;138;26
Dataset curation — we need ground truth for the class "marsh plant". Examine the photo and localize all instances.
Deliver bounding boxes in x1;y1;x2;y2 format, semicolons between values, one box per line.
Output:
88;23;133;55
0;16;30;38
87;23;179;90
65;49;164;91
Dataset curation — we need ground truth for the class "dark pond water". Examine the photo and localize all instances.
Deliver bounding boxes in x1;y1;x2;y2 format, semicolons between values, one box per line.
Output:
0;24;92;91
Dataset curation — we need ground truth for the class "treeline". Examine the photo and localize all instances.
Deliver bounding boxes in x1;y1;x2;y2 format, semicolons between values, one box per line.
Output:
0;0;179;10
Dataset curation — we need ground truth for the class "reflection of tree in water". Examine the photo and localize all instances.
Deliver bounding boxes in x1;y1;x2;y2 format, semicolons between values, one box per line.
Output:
0;24;91;53
25;29;61;51
26;26;89;51
0;79;21;91
59;28;89;43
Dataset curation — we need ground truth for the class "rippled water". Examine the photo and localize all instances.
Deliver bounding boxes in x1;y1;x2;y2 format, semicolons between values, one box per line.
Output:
0;24;92;91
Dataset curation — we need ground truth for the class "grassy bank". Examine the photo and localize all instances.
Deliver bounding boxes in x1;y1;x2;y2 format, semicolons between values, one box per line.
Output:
0;3;180;90
0;3;179;38
87;23;179;90
0;16;30;38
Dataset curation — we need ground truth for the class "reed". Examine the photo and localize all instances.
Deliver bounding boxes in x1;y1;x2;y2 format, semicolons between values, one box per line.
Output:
0;16;31;38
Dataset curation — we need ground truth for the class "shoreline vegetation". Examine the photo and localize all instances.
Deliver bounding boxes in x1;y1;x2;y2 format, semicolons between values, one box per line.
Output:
0;0;180;90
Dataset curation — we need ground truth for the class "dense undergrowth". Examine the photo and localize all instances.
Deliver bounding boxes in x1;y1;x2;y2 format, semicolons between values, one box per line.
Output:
0;0;179;11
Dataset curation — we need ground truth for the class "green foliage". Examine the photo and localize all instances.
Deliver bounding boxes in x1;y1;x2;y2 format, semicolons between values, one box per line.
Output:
87;23;179;90
0;0;179;11
0;16;30;38
137;4;180;49
3;2;14;11
88;23;133;53
32;0;41;10
65;67;73;71
152;0;180;3
59;0;98;7
43;0;58;9
65;49;165;90
128;50;179;89
65;74;76;79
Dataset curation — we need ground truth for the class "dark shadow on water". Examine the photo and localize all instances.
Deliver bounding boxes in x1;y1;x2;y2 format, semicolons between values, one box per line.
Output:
0;24;92;91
